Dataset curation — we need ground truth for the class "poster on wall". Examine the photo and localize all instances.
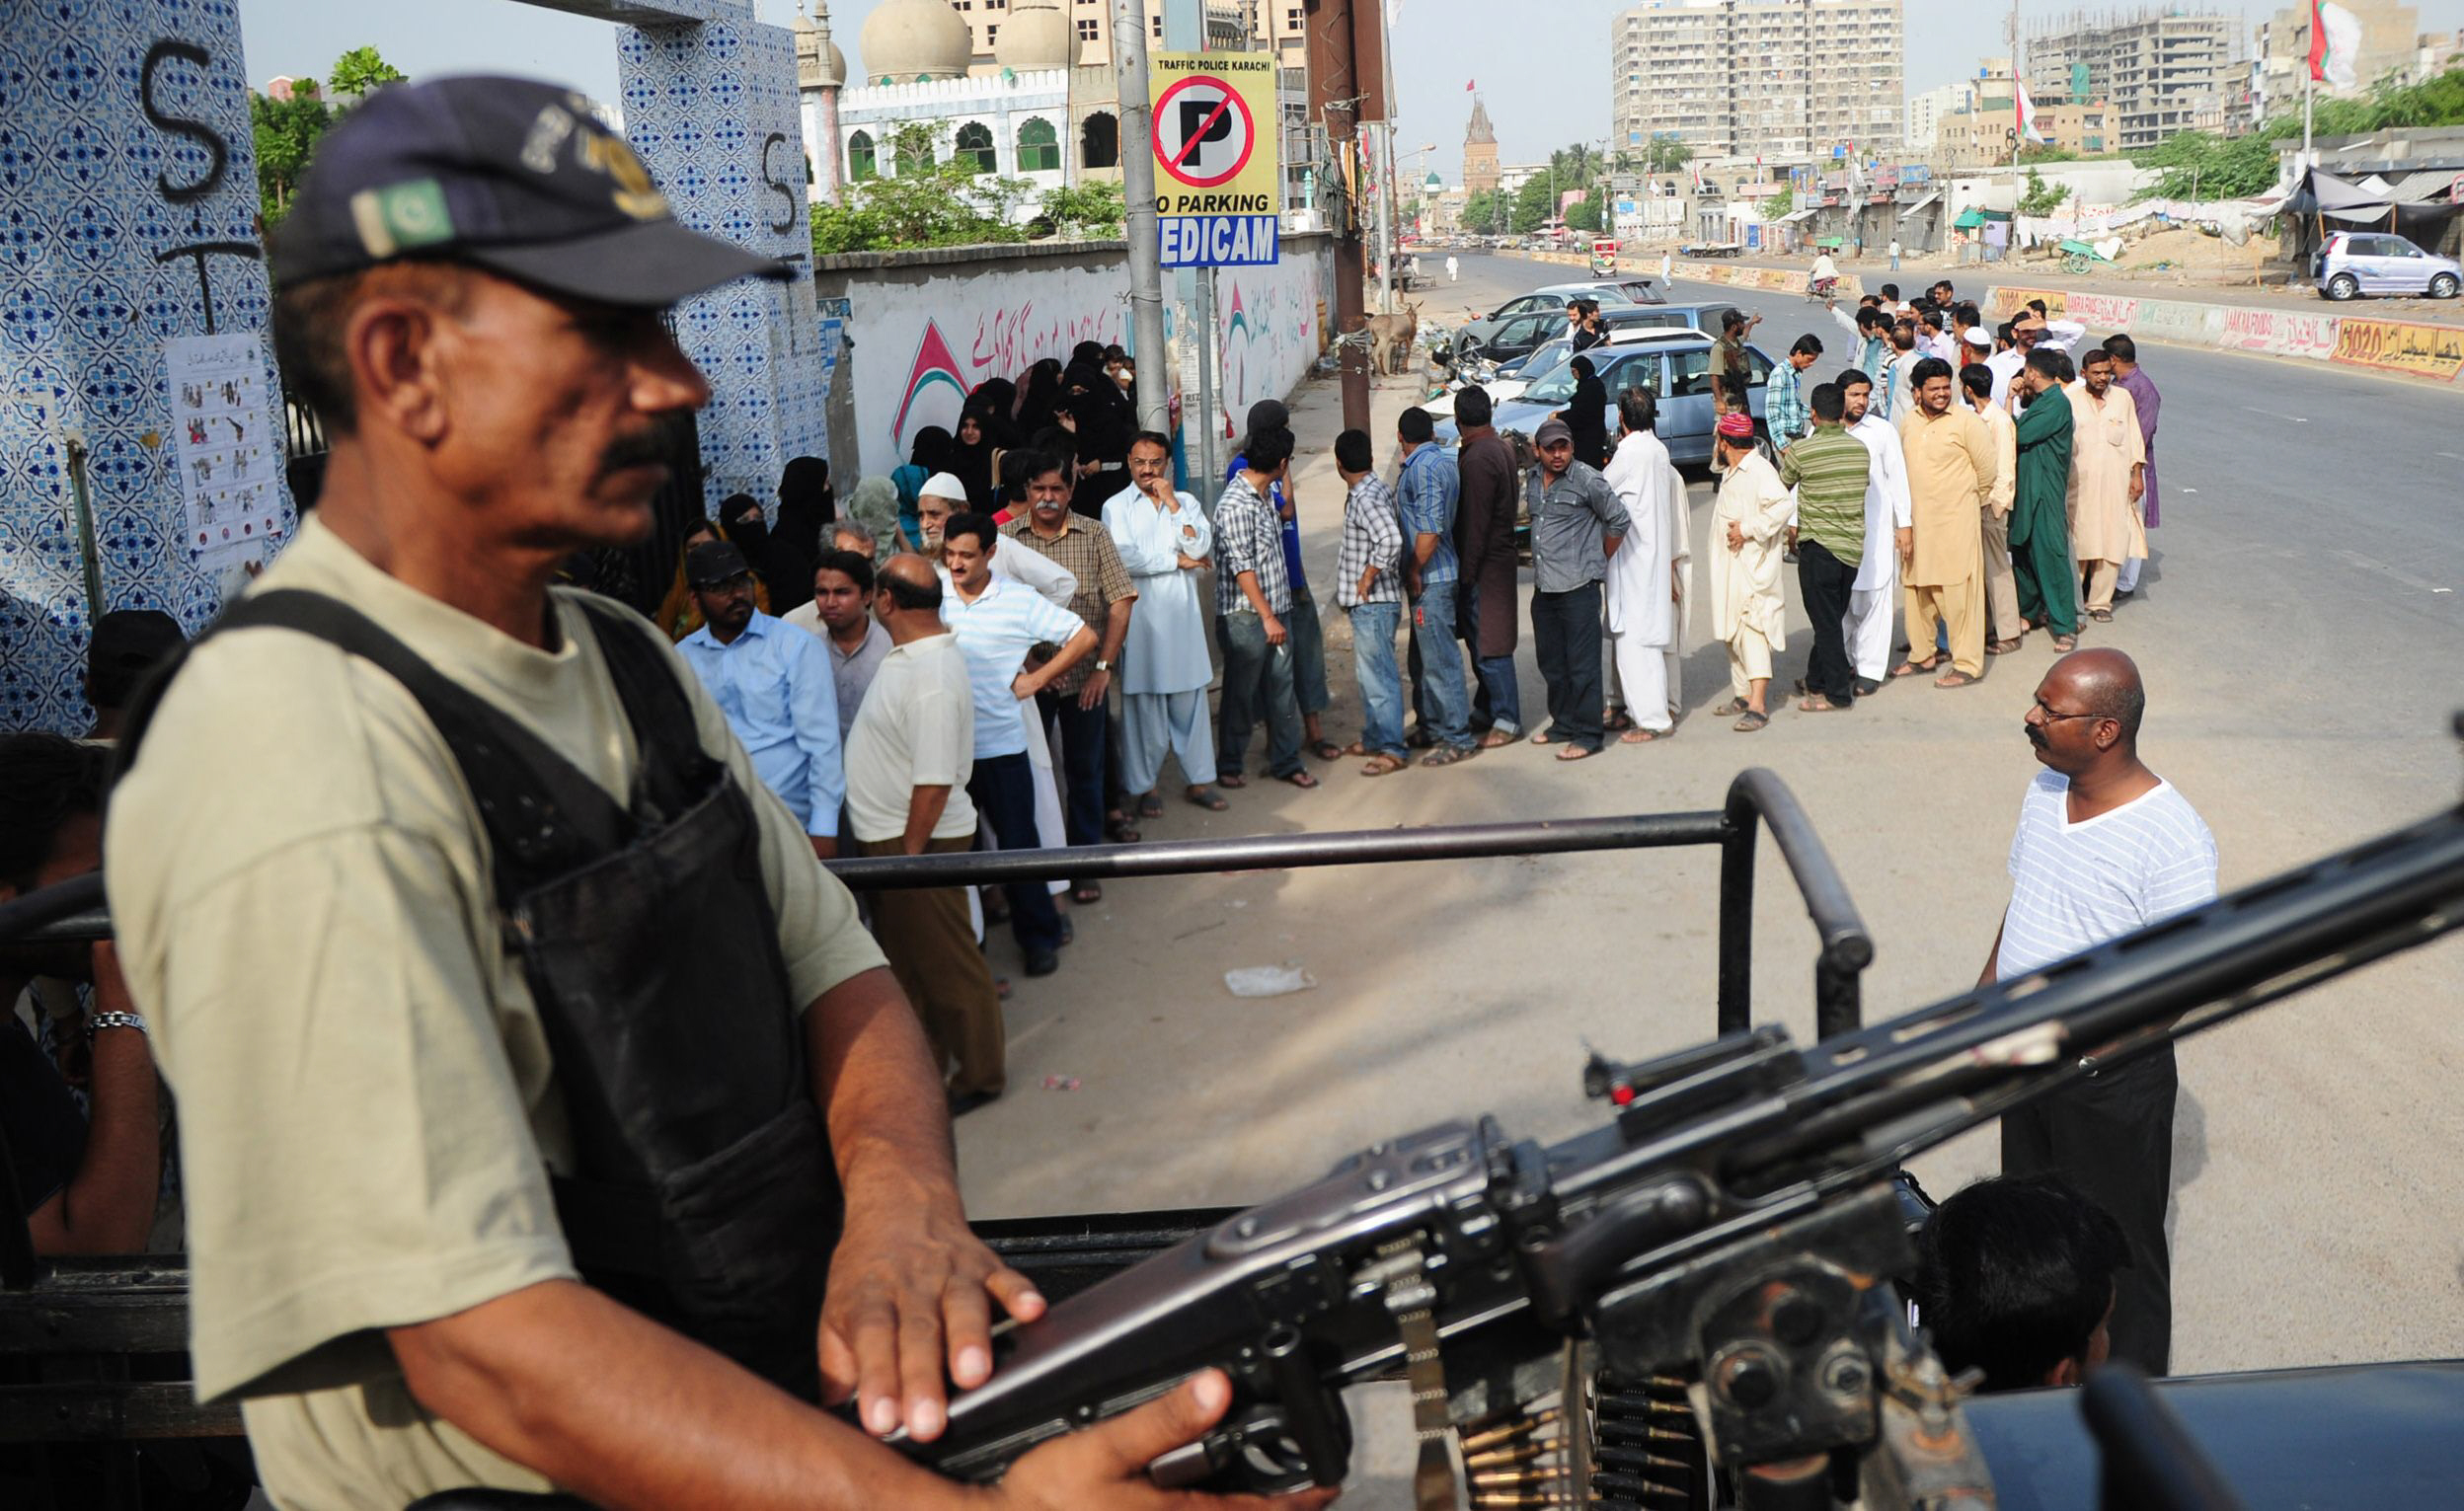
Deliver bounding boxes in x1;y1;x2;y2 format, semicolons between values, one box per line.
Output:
165;334;284;566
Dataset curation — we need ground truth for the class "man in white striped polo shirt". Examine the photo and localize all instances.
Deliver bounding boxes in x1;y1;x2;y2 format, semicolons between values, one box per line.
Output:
1980;647;2216;1379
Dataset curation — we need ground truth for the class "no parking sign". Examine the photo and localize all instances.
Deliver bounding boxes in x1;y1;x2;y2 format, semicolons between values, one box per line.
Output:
1150;51;1280;266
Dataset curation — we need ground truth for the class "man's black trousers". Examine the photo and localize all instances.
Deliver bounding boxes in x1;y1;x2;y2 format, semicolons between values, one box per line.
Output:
2001;1045;2177;1376
1796;540;1859;704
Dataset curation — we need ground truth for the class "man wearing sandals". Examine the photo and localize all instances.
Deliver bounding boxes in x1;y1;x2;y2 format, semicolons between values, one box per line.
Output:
1103;434;1230;818
2010;349;2082;652
1523;418;1630;759
1333;429;1413;777
1893;357;1998;690
2063;348;2147;627
1706;414;1791;732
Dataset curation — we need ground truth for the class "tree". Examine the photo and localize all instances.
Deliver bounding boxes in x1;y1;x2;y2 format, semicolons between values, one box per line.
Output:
2017;168;2071;216
2134;65;2464;200
1509;174;1554;233
328;45;406;100
1646;132;1693;174
1762;186;1794;219
1566;185;1607;233
1039;181;1124;240
253;77;333;226
811;123;1035;254
1461;188;1506;234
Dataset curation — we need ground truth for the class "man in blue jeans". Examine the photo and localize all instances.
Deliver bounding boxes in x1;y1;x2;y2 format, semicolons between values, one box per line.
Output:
1394;407;1478;766
1228;400;1337;763
1332;429;1409;776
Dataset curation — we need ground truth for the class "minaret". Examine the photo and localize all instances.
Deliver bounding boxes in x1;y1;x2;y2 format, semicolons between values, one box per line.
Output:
795;0;848;205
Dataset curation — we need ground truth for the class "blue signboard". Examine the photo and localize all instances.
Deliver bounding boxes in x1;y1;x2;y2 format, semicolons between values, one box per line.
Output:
1745;224;1762;250
1159;214;1280;267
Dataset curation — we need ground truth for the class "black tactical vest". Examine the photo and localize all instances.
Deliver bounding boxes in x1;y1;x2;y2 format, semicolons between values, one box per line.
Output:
116;590;839;1398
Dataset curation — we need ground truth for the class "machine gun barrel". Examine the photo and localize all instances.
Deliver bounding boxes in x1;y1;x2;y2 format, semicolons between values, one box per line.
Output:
906;799;2464;1494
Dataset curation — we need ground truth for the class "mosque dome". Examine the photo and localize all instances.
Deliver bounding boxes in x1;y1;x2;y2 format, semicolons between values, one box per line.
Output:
859;0;972;84
994;1;1075;72
793;4;847;90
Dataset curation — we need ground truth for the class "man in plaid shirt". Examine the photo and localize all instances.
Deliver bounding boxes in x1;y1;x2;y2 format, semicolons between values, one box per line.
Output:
1212;425;1316;788
1332;428;1409;776
1767;334;1823;445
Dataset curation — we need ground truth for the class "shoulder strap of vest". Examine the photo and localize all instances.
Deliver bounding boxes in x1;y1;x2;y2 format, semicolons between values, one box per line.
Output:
112;589;626;888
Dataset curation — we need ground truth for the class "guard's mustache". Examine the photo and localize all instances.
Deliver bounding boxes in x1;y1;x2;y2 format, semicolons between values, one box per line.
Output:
598;416;686;481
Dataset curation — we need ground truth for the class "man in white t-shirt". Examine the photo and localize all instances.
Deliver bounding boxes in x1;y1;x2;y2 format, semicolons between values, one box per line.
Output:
1980;647;2216;1380
845;555;1006;1115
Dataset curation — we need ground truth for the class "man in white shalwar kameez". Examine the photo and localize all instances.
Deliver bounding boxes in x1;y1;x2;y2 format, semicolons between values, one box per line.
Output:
1837;368;1912;687
1707;413;1790;731
1103;435;1227;812
1601;391;1690;741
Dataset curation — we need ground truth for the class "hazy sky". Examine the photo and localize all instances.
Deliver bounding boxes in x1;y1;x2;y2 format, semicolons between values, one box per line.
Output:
240;0;2464;173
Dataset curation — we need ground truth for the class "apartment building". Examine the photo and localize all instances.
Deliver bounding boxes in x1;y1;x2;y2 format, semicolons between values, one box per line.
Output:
1905;79;1977;154
2024;9;2244;152
944;0;1306;69
2250;1;2460;121
1610;0;1902;166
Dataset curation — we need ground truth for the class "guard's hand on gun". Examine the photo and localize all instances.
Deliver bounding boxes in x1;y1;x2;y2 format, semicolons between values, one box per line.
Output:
820;1195;1045;1444
992;1370;1341;1511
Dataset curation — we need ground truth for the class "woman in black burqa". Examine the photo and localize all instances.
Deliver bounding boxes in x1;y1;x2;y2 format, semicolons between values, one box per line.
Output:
774;455;835;568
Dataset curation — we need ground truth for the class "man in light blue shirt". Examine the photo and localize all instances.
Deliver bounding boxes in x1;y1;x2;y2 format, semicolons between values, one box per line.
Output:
676;540;844;857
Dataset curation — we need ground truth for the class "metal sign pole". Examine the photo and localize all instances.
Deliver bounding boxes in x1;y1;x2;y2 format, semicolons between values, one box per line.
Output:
1161;0;1235;503
1115;0;1172;436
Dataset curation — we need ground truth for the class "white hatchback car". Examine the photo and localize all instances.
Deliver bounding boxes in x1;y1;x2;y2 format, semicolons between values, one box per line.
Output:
2314;231;2462;301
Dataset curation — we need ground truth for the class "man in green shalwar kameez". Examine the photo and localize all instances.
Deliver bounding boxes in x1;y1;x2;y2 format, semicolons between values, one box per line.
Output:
2009;347;2079;650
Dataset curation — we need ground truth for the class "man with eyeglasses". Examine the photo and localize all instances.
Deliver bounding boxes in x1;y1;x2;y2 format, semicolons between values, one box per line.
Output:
1979;647;2215;1383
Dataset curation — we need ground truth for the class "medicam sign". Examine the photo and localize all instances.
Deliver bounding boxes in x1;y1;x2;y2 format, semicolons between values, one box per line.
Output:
1151;50;1280;267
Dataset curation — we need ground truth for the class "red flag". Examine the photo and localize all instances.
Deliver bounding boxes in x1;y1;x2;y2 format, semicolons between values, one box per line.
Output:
1466;79;1476;92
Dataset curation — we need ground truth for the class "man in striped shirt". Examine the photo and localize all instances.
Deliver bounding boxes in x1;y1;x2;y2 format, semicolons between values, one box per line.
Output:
1213;425;1316;789
1982;648;2216;1379
1765;335;1822;446
1777;383;1870;712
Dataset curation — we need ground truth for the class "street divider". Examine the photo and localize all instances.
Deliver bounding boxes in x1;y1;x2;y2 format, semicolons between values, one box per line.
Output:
1985;280;2454;382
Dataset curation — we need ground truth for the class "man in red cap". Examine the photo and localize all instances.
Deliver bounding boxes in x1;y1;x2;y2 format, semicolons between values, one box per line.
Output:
1706;413;1791;731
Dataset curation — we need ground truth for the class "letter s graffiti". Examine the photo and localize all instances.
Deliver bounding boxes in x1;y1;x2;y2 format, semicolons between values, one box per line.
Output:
143;39;228;204
762;132;798;234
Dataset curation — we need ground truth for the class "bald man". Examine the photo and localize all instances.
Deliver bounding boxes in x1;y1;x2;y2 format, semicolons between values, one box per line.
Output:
1980;649;2215;1378
843;554;1008;1115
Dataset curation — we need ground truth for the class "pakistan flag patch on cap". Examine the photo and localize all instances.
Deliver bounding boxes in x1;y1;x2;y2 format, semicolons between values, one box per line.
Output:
348;179;457;260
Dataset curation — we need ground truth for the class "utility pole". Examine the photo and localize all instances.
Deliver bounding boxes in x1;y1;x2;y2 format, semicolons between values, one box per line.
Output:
1114;0;1171;436
1307;0;1377;431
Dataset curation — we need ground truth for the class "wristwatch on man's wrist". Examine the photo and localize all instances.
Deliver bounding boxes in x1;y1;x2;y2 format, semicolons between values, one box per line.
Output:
1094;659;1112;672
89;1011;148;1040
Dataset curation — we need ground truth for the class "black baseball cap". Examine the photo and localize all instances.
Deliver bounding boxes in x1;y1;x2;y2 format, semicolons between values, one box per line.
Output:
269;76;791;308
685;540;753;587
86;609;186;705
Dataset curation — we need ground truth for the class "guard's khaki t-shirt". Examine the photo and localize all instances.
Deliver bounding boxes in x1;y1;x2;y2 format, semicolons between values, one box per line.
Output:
105;519;886;1509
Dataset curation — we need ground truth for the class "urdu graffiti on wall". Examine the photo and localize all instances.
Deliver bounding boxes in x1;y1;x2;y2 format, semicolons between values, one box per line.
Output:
887;299;1129;456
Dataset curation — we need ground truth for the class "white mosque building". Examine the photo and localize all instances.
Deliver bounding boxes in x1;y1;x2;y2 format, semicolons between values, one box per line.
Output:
797;0;1121;225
